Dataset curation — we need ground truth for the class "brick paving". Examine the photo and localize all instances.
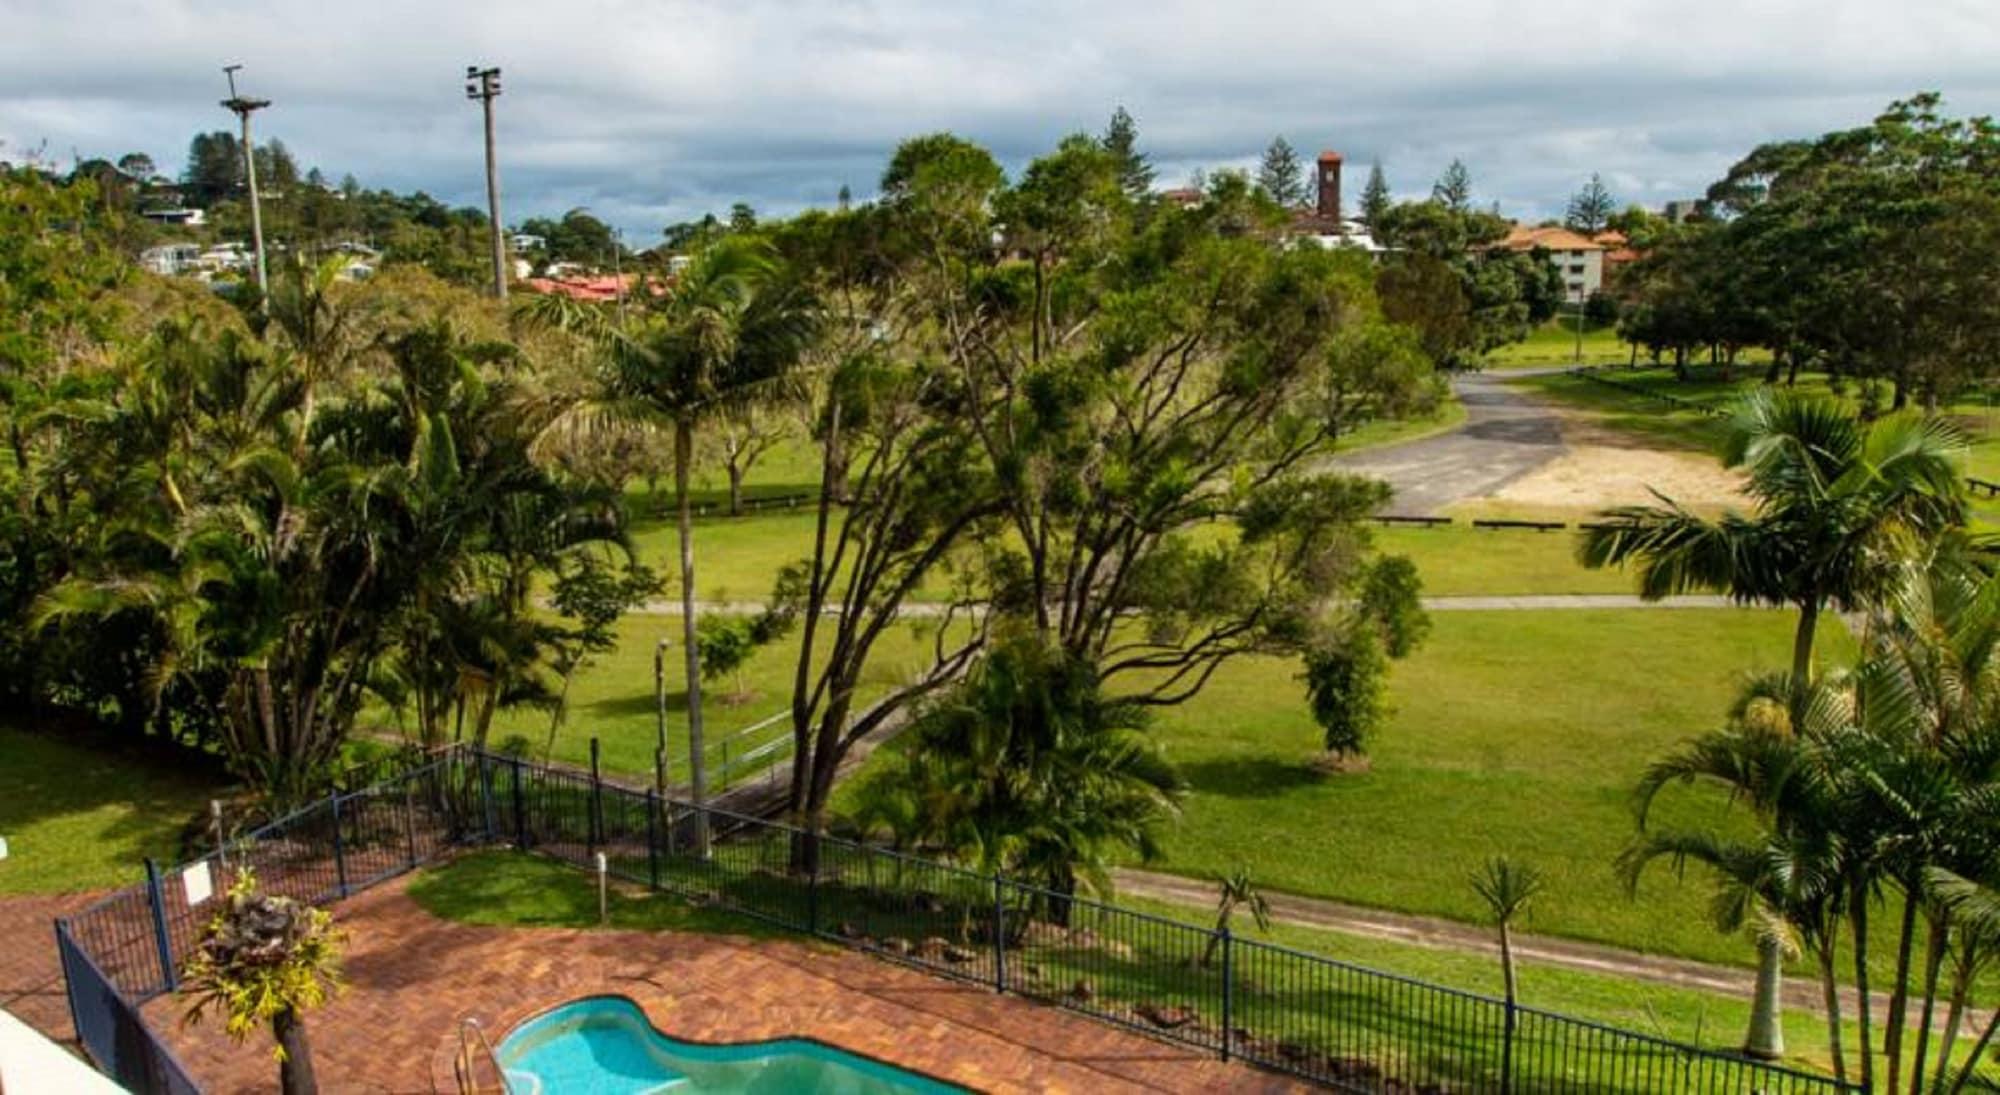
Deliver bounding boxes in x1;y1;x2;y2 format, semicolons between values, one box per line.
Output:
0;891;105;1048
141;874;1306;1094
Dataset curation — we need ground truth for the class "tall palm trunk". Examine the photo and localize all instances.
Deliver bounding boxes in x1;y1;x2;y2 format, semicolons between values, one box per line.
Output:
1947;1006;2000;1094
1818;938;1848;1083
1932;947;1978;1095
674;418;710;856
1791;597;1821;696
1745;934;1787;1059
1852;895;1877;1093
1909;914;1950;1095
1887;888;1923;1092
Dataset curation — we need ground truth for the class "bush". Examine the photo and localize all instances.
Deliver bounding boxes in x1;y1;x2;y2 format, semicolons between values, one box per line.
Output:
1302;625;1389;758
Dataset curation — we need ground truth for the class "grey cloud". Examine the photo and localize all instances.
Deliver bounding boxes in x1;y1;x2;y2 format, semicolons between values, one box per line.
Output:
4;0;1999;236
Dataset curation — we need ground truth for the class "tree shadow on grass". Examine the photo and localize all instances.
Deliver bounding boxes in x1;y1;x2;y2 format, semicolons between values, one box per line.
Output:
1175;756;1326;799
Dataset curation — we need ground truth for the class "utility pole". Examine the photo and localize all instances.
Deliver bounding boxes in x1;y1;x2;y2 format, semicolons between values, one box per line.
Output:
465;65;507;300
220;65;271;306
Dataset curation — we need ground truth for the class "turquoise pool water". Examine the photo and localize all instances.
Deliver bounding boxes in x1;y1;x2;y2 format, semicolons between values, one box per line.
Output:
494;996;968;1094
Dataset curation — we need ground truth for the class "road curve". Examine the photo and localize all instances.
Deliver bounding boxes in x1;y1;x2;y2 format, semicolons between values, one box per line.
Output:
1333;371;1566;516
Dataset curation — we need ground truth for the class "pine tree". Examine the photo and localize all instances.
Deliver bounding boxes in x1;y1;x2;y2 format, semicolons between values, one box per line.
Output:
1359;161;1392;227
1102;106;1154;199
1565;173;1617;234
1257;136;1307;207
1432;159;1472;211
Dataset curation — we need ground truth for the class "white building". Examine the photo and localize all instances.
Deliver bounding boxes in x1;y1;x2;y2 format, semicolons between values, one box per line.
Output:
1494;225;1606;302
140;243;202;276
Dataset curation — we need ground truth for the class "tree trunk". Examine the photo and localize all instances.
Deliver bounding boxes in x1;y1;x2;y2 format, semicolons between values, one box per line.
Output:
1764;348;1784;385
1744;933;1787;1060
1852;896;1878;1094
1887;887;1923;1093
674;420;710;856
275;1008;318;1095
1790;598;1821;707
1934;948;1977;1095
1947;1005;2000;1094
1818;939;1848;1083
727;461;745;518
1910;914;1950;1095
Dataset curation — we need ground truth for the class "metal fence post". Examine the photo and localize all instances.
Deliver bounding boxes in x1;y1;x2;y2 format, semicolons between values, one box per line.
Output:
511;756;528;848
645;787;661;890
330;794;350;899
143;858;178;992
807;847;821;935
993;873;1007;994
589;737;604;853
1219;926;1234;1063
478;751;496;842
403;780;419;869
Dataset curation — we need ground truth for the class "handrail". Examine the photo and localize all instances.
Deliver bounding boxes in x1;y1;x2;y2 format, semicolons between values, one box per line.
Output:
456;1016;514;1095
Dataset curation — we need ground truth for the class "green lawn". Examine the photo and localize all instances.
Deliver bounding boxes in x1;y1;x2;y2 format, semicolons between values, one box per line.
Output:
401;612;963;787
0;724;224;893
1483;319;1629;370
409;850;1857;1080
1114;609;1858;972
1377;525;1633;596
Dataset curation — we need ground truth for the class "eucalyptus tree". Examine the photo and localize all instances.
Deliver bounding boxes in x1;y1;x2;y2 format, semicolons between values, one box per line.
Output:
1580;390;1966;692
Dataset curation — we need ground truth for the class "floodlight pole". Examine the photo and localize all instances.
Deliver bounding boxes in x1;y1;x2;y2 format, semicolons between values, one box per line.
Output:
220;65;271;308
466;65;508;300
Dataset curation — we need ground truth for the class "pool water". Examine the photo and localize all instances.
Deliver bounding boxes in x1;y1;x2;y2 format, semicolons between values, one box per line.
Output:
494;996;968;1094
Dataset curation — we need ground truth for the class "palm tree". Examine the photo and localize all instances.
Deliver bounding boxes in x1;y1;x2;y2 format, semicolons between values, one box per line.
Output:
846;638;1184;926
533;237;817;844
1472;856;1543;1092
1579;390;1966;693
1923;868;2000;1094
1623;675;1862;1072
1201;867;1271;967
181;871;343;1095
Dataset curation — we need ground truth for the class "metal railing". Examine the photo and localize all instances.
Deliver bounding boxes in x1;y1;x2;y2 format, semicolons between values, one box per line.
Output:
56;745;1860;1094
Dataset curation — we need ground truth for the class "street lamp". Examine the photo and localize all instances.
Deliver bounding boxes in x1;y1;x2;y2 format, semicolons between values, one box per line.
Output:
219;64;271;307
465;65;507;300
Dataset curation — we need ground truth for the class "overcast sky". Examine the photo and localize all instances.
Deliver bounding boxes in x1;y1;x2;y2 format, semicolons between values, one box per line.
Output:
5;1;1999;238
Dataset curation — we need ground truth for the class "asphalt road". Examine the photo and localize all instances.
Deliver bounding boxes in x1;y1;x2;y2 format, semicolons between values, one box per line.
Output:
1333;370;1565;515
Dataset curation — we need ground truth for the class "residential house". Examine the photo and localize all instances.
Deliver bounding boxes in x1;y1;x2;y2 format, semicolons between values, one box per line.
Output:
139;243;202;276
139;207;206;227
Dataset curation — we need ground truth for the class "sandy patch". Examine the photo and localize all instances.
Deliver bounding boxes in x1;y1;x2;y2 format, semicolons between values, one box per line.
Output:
1493;445;1750;511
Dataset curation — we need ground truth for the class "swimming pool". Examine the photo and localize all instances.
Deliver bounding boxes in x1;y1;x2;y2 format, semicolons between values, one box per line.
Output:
493;995;969;1094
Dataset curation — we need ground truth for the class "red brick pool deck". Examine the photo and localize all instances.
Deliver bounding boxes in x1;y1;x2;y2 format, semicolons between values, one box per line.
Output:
138;873;1306;1093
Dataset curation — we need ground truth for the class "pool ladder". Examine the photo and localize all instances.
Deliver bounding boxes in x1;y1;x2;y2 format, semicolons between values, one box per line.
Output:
455;1016;515;1095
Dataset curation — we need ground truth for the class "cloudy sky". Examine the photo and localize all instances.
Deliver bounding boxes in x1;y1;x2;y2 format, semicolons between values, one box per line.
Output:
5;0;1998;237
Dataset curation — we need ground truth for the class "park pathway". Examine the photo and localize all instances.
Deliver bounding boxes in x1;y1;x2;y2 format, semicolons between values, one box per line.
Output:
633;594;1741;616
1112;868;1981;1031
1330;370;1569;516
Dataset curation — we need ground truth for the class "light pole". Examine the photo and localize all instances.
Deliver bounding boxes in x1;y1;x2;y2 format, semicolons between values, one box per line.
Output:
465;65;507;300
219;65;271;306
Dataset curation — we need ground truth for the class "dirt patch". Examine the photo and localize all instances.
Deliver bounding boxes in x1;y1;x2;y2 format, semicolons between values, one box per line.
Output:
1494;445;1749;511
1489;410;1751;512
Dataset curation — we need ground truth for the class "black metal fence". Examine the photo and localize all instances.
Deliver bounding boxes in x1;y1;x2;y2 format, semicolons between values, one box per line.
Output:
56;749;479;1092
58;746;1859;1094
486;748;1856;1095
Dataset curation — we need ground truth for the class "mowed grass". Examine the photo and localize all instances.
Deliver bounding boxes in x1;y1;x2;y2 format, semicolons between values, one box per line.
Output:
1483;318;1629;370
452;612;966;784
0;724;223;893
1376;525;1632;596
1139;608;1857;971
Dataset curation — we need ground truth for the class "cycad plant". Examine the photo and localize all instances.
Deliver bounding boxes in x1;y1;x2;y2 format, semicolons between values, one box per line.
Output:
181;871;343;1095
